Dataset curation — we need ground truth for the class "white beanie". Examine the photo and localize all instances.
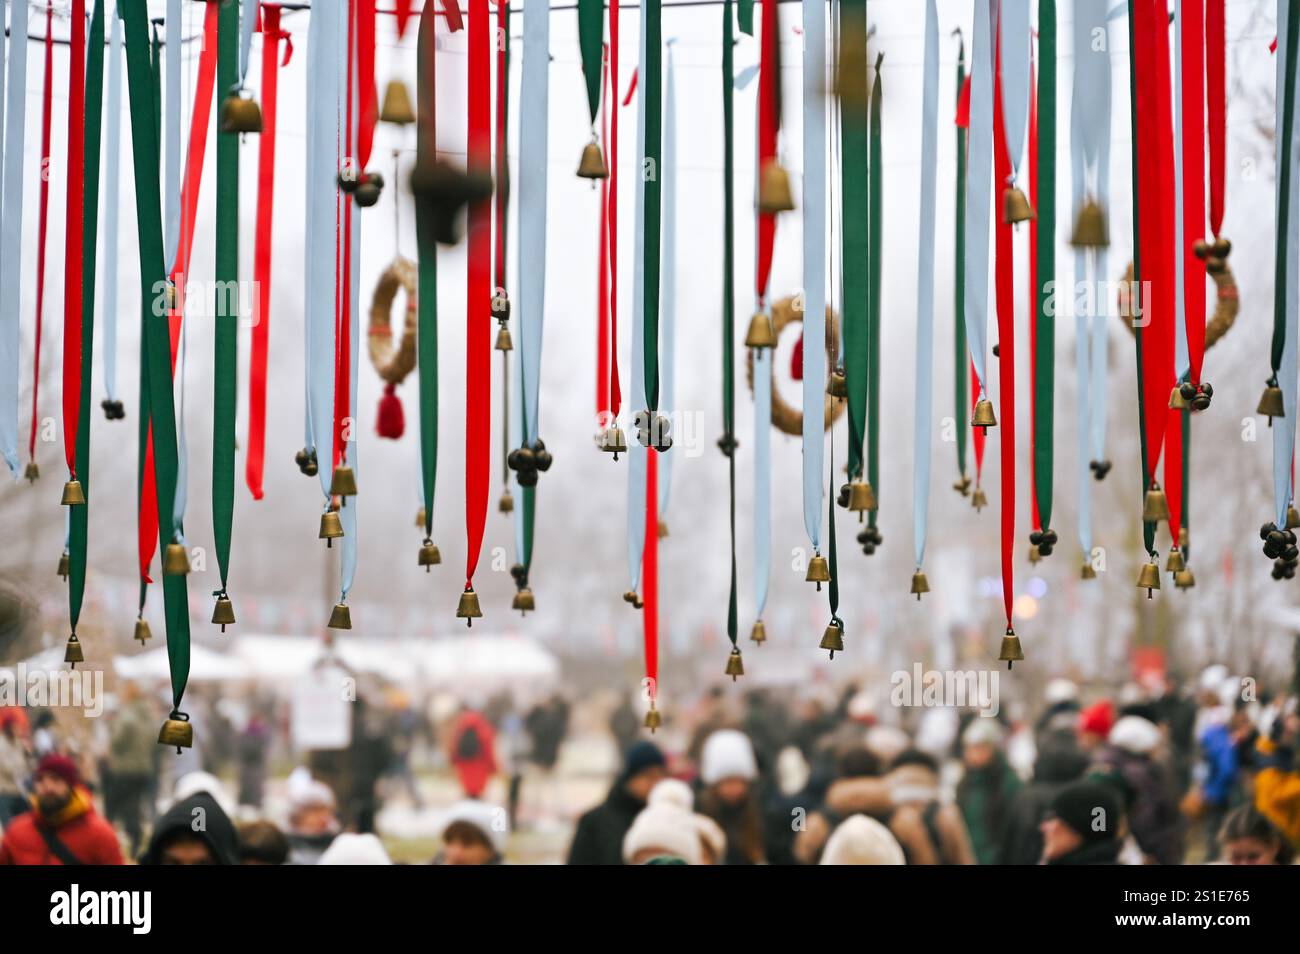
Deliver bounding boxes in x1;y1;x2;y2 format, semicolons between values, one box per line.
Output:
1199;664;1229;692
820;815;906;865
700;729;758;785
1044;678;1079;706
962;718;1005;749
441;799;509;855
647;778;695;811
622;801;702;865
318;833;393;865
864;725;910;763
1108;715;1161;755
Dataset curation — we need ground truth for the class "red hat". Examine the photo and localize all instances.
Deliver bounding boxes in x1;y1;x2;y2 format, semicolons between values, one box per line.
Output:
1078;700;1116;739
34;753;80;788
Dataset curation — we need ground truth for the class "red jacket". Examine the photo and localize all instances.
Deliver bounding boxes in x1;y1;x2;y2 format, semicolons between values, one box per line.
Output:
0;789;124;865
449;711;498;799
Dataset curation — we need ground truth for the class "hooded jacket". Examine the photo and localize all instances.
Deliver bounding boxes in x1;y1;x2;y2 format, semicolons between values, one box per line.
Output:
0;787;124;865
140;792;238;865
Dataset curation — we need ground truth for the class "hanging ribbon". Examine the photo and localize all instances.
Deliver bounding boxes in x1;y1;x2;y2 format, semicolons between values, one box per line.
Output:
596;46;611;423
953;34;969;494
963;0;995;408
341;1;362;608
1206;0;1226;239
865;55;884;540
719;2;738;666
1176;0;1207;389
801;0;826;558
999;0;1032;194
913;0;939;574
27;6;56;477
101;8;124;417
356;0;378;175
0;0;28;475
642;451;660;706
663;37;678;517
333;1;356;478
163;0;181;273
1272;0;1300;529
64;0;89;485
415;0;440;554
1032;0;1056;545
641;0;663;427
578;0;604;136
608;4;624;429
841;0;868;485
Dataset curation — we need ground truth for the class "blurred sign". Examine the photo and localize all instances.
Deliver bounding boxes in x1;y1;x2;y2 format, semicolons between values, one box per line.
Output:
291;663;352;751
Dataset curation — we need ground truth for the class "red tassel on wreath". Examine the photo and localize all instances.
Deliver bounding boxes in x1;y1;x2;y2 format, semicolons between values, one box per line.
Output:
376;382;405;439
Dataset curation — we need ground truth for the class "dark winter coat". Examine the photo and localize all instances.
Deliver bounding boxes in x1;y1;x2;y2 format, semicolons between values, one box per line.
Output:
1046;838;1121;865
1003;739;1089;865
566;782;646;865
140;792;237;865
1093;745;1184;865
957;754;1022;865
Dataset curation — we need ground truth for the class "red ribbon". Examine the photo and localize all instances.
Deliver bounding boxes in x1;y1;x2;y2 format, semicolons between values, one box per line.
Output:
1206;0;1226;238
493;0;507;291
29;5;54;465
1183;0;1208;386
247;5;288;501
756;0;778;302
465;0;492;586
642;450;660;700
971;360;985;481
63;0;87;477
394;0;415;38
440;0;464;33
357;0;377;174
992;26;1015;626
597;46;611;420
1027;63;1040;533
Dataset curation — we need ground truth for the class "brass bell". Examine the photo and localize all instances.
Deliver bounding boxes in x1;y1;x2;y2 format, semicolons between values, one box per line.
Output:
418;540;441;571
57;550;70;580
998;628;1024;669
600;426;628;459
971;398;997;428
806;553;831;589
1003;184;1035;224
330;465;358;498
744;311;776;349
827;370;848;398
953;475;971;497
623;590;639;606
757;160;796;213
379;78;416;125
848;480;877;513
577;138;609;179
1258;384;1285;419
819;620;845;659
1178;526;1189;549
1168;385;1188;410
1136;559;1162;597
1175;567;1196;589
415;506;427;528
512;588;535;614
328;601;352;630
644;705;662;733
1081;562;1098;580
1028;546;1041;565
212;595;236;632
163;542;190;576
1166;547;1186;574
499;489;515;513
971;488;989;512
64;633;84;667
1288;505;1300;530
658;520;669;539
910;570;930;600
456;588;483;626
24;460;39;482
1070;198;1109;248
725;647;745;681
134;616;152;644
750;619;767;645
158;714;193;753
319;508;344;547
61;479;86;506
1142;482;1171;522
495;324;513;351
220;93;263;134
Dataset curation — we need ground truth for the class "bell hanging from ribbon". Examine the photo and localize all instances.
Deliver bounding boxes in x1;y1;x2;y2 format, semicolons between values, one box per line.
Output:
757;159;796;213
495;324;513;352
819;620;845;660
380;79;416;125
134;617;152;644
744;311;776;349
56;550;70;581
600;426;628;460
1002;180;1035;224
220;90;263;134
577;137;609;180
1080;562;1098;580
319;507;344;547
418;539;442;571
971;397;997;428
1257;380;1285;420
725;648;745;682
953;475;972;497
158;713;193;753
1165;547;1186;574
1070;197;1109;247
457;588;484;626
1175;567;1196;589
827;370;848;399
1137;558;1162;598
1287;504;1300;530
353;172;385;208
24;461;38;482
61;479;86;506
622;590;644;610
750;620;767;645
499;489;515;514
330;465;358;499
971;488;989;512
847;480;877;515
806;553;830;590
211;594;236;633
163;542;190;576
643;704;662;733
328;601;353;630
910;571;930;600
63;633;84;667
1168;385;1189;410
998;627;1024;669
1142;482;1171;522
512;588;535;615
415;506;427;528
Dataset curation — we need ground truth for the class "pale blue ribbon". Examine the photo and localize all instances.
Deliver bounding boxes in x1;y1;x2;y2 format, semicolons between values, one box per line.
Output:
240;0;259;85
1275;0;1300;525
963;0;995;400
998;0;1031;182
102;8;124;404
754;348;772;616
627;7;651;592
163;0;182;273
801;0;825;553
0;0;27;476
519;0;549;446
913;0;938;571
659;39;678;517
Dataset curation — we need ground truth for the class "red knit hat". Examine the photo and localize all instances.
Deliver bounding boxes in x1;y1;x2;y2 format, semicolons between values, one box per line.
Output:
34;753;80;788
1077;700;1116;739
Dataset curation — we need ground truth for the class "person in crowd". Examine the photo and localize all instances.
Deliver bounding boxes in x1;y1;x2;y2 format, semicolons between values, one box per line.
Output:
696;729;767;864
319;832;394;865
956;720;1021;865
820;814;906;865
623;779;712;865
0;754;123;865
284;771;342;865
1253;704;1300;848
140;790;237;865
1188;701;1247;861
1076;699;1115;753
1004;733;1089;865
525;694;570;776
496;703;529;830
1091;713;1184;864
434;799;508;865
1217;804;1294;865
237;819;290;865
449;706;498;800
236;710;272;810
0;708;31;828
1035;679;1081;742
1040;780;1125;865
609;693;641;758
567;740;666;865
106;682;156;858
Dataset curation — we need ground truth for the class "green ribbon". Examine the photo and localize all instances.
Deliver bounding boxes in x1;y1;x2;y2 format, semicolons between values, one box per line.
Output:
954;38;968;479
643;0;663;413
121;0;190;713
738;0;753;36
842;0;868;480
866;54;883;529
70;1;107;634
1273;1;1300;375
577;0;603;128
213;0;238;605
723;0;738;650
417;4;440;542
1033;0;1055;529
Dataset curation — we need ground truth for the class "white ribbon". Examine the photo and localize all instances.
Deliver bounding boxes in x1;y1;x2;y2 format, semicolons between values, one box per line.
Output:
801;0;826;553
627;6;650;592
240;0;259;86
163;0;182;273
998;0;1032;182
913;0;938;570
0;0;28;475
102;8;124;405
754;348;772;616
963;0;995;400
659;39;678;516
519;0;548;446
1275;0;1300;525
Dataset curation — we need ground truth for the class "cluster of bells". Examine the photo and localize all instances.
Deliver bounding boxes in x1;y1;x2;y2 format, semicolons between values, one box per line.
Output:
317;466;359;548
507;440;554;488
952;476;990;512
510;564;535;615
100;399;126;421
1028;528;1059;562
294;447;320;477
1261;507;1300;581
333;79;423;208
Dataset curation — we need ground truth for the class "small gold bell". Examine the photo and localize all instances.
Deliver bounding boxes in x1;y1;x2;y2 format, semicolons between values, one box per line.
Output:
379;78;416;125
512;588;535;614
972;488;989;512
456;588;483;626
61;479;86;506
1258;385;1285;419
757;160;796;213
56;550;70;580
577;138;609;179
1081;562;1098;580
212;595;236;632
971;398;997;428
1166;547;1186;574
1287;505;1300;530
744;311;777;349
163;542;190;576
495;324;513;351
806;553;830;589
499;489;515;513
1070;198;1109;248
319;508;344;547
418;540;441;571
643;705;662;733
220;93;263;134
329;465;358;498
658;520;669;539
847;480;878;513
1028;546;1041;565
134;616;152;644
953;475;971;497
1142;482;1171;522
623;590;639;606
1136;559;1162;597
827;371;848;398
819;620;845;659
725;647;745;681
64;633;84;667
1175;567;1196;589
1003;184;1036;224
750;620;767;645
157;714;193;753
910;570;930;600
600;426;628;459
1179;526;1189;549
998;628;1024;669
328;601;352;630
24;460;39;482
415;506;427;528
1168;385;1188;410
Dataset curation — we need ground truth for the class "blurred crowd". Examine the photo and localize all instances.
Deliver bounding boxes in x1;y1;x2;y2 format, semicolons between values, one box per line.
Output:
0;663;1297;865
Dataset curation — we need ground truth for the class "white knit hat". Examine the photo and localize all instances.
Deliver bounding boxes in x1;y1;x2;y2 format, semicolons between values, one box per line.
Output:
318;833;393;865
622;801;703;865
1044;678;1079;706
699;729;758;785
961;718;1005;749
1108;715;1161;755
441;799;509;855
820;815;906;865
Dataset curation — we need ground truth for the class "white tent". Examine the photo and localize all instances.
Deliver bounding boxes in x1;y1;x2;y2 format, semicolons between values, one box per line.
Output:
113;644;250;683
